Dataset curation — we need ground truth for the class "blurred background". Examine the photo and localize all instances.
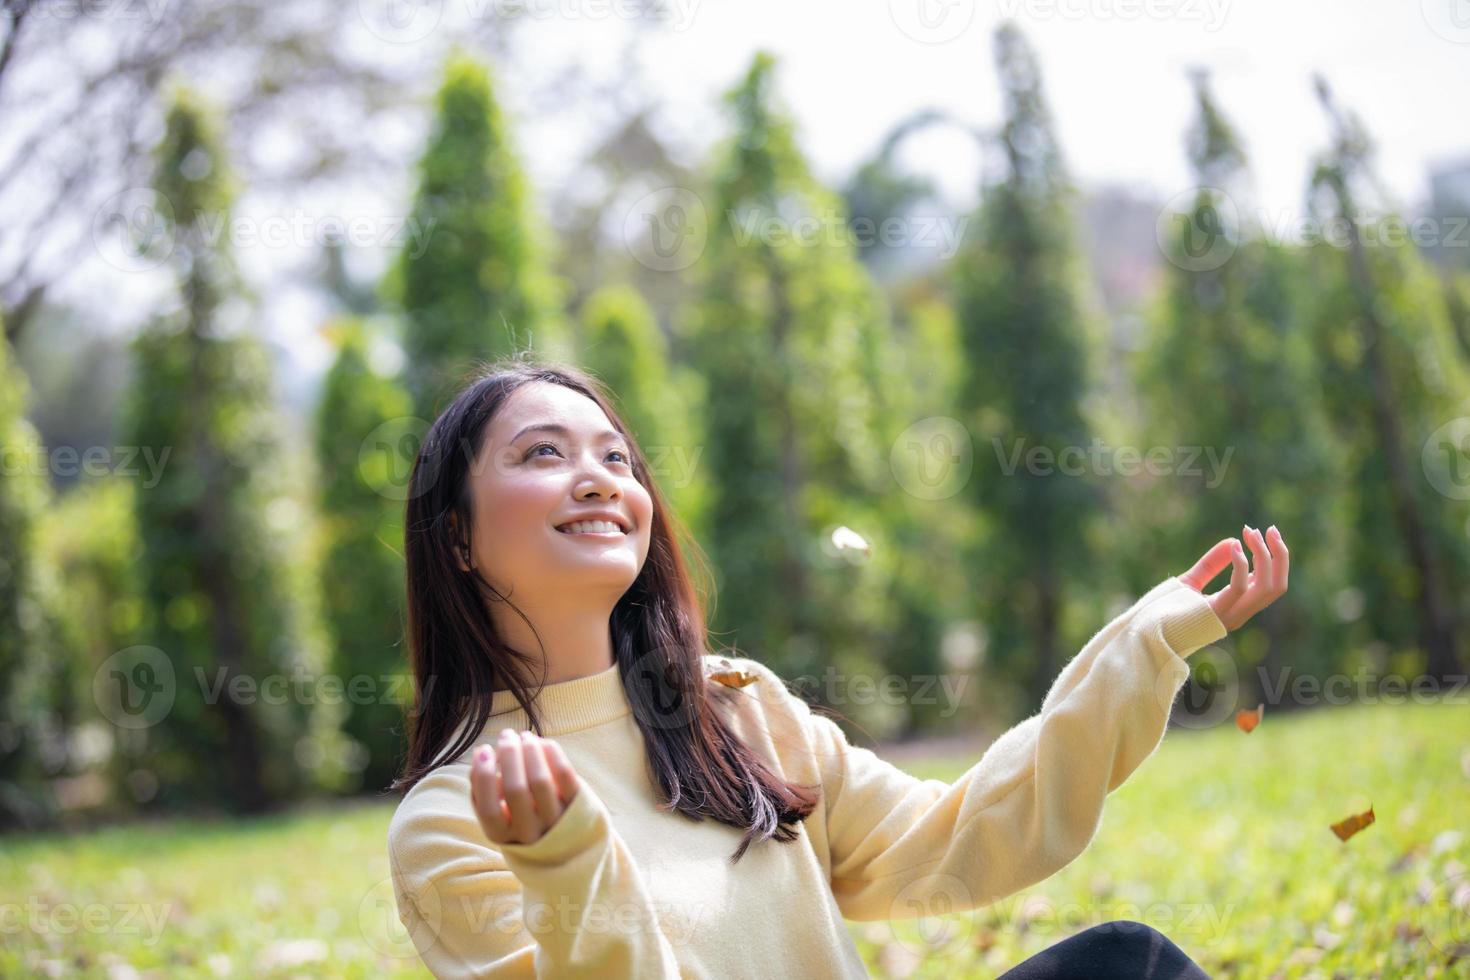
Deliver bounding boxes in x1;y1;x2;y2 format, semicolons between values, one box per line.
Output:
2;1;1469;976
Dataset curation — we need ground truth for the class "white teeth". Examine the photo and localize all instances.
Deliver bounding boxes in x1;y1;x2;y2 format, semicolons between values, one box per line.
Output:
557;520;624;535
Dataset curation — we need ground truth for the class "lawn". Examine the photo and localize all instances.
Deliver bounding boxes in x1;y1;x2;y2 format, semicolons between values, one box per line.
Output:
2;700;1467;978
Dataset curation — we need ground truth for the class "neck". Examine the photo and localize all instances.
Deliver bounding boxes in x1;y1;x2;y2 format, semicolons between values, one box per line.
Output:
489;596;616;685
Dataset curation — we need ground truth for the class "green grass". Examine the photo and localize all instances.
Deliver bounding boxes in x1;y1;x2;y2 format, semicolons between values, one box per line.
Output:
2;701;1467;978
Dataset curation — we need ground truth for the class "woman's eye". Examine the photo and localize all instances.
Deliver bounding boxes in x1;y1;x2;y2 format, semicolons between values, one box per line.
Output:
524;442;631;465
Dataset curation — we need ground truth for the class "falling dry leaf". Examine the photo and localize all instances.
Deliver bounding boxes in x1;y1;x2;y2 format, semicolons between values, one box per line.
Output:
1330;805;1376;842
830;525;871;556
1235;702;1264;733
707;658;758;689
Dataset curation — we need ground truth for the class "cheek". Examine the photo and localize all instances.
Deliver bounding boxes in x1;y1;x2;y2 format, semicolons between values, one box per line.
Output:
475;473;559;557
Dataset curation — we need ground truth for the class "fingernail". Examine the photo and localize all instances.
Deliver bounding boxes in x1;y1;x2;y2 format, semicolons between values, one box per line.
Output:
1268;524;1278;535
476;746;490;762
500;728;515;739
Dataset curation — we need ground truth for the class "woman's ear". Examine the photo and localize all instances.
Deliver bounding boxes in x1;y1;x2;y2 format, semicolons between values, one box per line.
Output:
449;512;474;573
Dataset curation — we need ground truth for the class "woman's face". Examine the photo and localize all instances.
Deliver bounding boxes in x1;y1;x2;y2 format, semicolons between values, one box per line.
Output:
461;382;654;604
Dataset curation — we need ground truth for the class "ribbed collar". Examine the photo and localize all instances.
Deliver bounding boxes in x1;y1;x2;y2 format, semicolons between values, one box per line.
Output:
483;660;632;736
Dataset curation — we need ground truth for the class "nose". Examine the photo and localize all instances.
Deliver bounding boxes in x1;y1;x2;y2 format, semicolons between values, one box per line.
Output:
574;454;620;501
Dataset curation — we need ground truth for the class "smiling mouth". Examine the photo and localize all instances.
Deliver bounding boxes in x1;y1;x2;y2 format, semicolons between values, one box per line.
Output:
554;523;629;536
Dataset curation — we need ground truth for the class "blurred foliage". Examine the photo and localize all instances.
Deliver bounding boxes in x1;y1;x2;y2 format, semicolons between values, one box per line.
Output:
1135;73;1350;697
682;52;906;702
391;50;570;420
577;283;711;534
314;318;415;797
949;24;1108;709
0;27;1467;830
123;85;341;814
0;321;63;828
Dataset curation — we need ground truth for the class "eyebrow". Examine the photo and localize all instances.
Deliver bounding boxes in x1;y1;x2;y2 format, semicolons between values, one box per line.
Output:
510;422;625;445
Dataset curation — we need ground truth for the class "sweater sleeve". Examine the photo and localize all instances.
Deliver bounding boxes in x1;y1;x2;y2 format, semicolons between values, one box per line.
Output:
387;765;685;978
789;575;1227;922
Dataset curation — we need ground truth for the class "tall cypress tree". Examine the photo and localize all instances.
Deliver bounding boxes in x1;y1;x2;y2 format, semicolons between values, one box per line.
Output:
577;284;708;532
0;323;58;827
1304;77;1470;679
1136;72;1347;697
684;52;900;684
394;51;567;421
950;23;1104;707
126;86;331;812
314;318;414;795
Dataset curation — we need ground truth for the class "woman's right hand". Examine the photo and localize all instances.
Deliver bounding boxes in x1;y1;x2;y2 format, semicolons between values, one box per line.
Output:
470;728;580;846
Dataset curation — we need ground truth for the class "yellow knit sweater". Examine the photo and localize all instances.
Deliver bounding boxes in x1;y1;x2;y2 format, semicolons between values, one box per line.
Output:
387;574;1227;978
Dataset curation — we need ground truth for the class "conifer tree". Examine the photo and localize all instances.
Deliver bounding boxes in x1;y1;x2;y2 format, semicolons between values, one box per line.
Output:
394;52;567;421
1303;77;1470;679
127;86;332;811
950;23;1103;706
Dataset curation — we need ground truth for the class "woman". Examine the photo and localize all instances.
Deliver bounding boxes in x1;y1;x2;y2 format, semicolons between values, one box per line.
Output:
387;358;1288;978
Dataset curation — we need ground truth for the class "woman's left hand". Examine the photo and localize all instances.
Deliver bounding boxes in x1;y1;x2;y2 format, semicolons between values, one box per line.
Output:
1177;524;1289;633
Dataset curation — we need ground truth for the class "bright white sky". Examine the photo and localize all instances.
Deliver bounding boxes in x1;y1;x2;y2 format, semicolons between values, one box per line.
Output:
537;0;1470;217
49;0;1470;394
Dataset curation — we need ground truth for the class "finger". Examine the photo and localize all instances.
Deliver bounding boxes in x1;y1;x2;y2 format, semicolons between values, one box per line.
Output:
496;729;542;843
520;732;563;827
541;737;579;805
1238;525;1273;617
1180;538;1236;593
1212;537;1249;613
471;745;510;840
1267;525;1289;592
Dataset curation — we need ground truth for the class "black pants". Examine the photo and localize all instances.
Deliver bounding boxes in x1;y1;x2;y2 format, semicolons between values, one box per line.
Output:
996;920;1212;979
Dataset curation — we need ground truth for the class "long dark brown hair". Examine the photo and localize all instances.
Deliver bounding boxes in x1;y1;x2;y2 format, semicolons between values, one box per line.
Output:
391;356;819;862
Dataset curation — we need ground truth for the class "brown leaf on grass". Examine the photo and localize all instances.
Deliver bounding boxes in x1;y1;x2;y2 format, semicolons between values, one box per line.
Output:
1235;702;1263;733
1330;805;1375;842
